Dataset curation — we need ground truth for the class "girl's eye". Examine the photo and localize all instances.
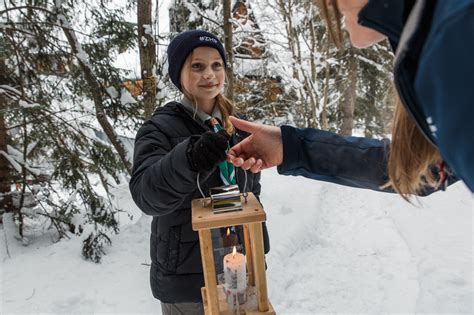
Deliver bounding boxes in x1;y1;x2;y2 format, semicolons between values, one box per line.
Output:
191;63;203;70
212;62;223;69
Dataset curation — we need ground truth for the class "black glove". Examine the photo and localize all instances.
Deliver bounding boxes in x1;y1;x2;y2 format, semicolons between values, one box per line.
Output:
188;130;230;172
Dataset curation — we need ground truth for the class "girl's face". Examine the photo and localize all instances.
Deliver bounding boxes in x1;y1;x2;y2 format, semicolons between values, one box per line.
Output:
180;46;225;111
334;0;386;48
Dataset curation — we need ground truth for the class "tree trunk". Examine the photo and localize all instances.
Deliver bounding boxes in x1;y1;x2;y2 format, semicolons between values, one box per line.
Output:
320;39;331;130
56;13;132;175
138;0;157;119
17;112;28;238
308;5;319;128
278;0;298;80
223;0;234;102
0;59;13;215
0;102;12;215
340;51;357;136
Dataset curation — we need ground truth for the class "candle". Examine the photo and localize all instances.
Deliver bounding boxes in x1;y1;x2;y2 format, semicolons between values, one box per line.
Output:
223;246;247;295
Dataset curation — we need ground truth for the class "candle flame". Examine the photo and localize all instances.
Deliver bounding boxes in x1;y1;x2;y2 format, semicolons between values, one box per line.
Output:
232;245;236;258
226;227;230;237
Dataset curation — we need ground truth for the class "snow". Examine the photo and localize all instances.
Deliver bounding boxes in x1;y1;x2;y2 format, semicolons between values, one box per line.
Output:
120;88;137;105
262;171;472;313
75;47;90;65
141;36;148;47
0;85;22;97
0;151;22;174
235;58;266;76
143;24;153;37
184;2;201;23
18;100;40;108
55;0;66;7
2;168;472;314
106;86;119;99
357;55;386;72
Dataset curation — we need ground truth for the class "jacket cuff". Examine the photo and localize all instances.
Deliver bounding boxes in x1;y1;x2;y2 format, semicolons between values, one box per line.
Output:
277;125;301;174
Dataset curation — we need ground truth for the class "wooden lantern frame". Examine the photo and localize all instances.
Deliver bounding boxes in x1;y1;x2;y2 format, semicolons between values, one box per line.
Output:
192;192;275;315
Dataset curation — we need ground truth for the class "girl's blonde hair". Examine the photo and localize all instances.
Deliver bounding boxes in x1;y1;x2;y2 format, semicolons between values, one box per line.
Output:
315;0;442;198
181;51;235;135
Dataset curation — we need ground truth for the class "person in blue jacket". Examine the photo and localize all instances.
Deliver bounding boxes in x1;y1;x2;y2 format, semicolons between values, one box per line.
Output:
227;0;474;198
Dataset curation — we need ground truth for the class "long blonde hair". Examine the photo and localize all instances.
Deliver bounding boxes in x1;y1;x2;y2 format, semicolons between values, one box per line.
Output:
385;98;441;197
181;52;235;135
315;0;442;198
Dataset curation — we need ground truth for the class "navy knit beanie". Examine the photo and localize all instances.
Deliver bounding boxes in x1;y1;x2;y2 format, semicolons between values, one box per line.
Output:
167;30;227;91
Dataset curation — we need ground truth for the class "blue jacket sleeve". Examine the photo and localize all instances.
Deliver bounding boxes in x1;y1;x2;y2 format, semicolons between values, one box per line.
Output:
277;126;392;192
277;126;459;195
414;4;474;192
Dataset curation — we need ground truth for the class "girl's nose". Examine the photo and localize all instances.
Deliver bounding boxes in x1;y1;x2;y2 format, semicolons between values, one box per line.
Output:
202;67;215;79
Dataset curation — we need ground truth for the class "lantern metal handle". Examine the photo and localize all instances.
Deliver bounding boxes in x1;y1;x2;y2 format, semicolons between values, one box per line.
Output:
197;168;248;206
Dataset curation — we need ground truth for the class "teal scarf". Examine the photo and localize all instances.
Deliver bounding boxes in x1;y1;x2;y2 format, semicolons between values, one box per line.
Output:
207;117;236;185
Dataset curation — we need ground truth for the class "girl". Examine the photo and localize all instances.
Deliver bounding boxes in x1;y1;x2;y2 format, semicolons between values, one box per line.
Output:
129;30;270;315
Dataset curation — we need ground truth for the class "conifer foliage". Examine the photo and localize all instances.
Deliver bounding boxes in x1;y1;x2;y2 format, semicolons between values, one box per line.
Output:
1;0;140;262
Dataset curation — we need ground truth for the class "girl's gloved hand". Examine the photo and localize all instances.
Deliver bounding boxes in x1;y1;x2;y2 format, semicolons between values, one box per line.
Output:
188;130;230;172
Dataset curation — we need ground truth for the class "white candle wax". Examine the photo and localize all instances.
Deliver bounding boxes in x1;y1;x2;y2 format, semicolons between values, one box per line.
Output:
223;247;247;294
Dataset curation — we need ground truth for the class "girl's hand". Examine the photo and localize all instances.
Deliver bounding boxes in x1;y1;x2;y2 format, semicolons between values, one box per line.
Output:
188;130;230;172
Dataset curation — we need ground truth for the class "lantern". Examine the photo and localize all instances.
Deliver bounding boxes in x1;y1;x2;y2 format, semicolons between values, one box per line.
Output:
192;188;275;315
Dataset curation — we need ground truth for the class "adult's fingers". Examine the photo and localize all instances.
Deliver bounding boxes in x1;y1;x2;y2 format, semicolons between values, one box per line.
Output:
229;116;261;134
249;159;263;173
228;137;247;159
241;157;256;171
229;157;244;167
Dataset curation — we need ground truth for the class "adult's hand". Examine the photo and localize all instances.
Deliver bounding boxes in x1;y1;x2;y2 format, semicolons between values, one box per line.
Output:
228;116;283;173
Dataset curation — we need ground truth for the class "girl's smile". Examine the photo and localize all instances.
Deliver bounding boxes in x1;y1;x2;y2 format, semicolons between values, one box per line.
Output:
199;83;219;89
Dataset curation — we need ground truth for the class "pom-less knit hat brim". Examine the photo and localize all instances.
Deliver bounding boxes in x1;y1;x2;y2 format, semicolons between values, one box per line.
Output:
167;30;227;91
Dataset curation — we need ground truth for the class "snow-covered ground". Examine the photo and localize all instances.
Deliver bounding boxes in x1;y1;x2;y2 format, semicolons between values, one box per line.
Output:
1;168;472;314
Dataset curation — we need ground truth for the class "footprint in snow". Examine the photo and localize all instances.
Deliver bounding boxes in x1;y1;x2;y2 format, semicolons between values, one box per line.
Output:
278;206;293;215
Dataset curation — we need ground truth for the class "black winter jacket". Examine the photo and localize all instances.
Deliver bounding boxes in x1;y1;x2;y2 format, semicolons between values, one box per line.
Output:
129;101;270;303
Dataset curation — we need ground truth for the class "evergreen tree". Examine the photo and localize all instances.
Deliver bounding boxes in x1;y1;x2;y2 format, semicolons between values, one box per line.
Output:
1;0;140;262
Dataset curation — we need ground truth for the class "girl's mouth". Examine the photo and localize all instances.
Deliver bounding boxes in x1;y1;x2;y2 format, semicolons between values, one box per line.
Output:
199;84;218;89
